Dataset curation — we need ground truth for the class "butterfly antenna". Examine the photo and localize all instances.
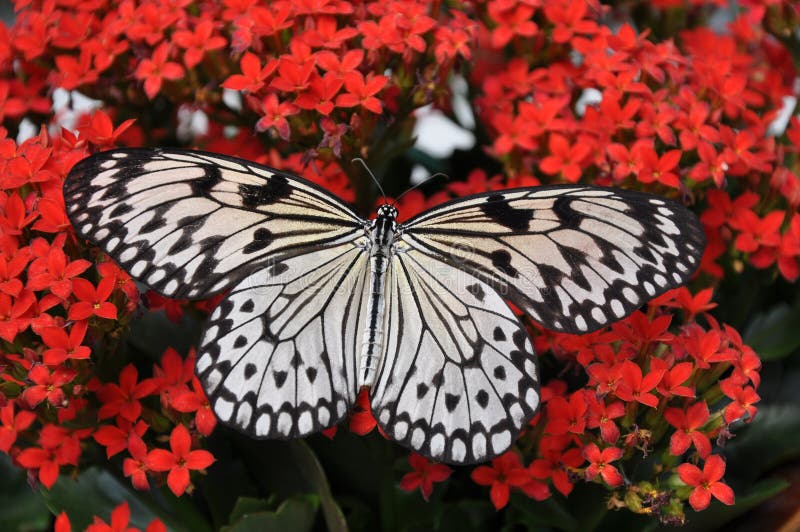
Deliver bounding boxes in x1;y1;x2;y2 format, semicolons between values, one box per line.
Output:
392;172;449;206
351;157;387;204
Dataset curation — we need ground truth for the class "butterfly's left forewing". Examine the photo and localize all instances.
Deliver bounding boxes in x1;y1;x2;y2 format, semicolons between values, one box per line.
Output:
370;246;540;464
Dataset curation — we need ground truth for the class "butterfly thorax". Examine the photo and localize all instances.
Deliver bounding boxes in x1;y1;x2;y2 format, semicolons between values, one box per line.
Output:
358;204;399;388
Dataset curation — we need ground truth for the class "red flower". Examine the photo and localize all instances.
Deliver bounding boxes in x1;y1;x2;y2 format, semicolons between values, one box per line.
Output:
614;360;664;408
27;247;90;300
664;401;712;458
68;277;117;321
86;501;165;532
40;320;91;365
0;402;36;452
75;111;135;149
336;72;387;114
171;377;217;436
585;394;625;443
539;134;592;183
123;433;150;490
15;445;61;488
471;451;531;510
399;453;452;501
254;94;299;140
93;419;148;458
720;379;760;424
582;443;624;487
145;291;184;324
651;360;695;399
97;364;159;422
222;52;276;93
22;365;77;407
676;455;735;511
349;388;377;435
134;43;184;100
146;424;215;496
172;19;227;69
545;391;587;435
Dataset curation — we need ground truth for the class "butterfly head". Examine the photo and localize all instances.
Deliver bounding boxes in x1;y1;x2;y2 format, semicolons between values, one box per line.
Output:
376;204;398;220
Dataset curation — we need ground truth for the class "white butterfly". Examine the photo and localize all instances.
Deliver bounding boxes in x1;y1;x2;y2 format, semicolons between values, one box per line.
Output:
64;148;705;464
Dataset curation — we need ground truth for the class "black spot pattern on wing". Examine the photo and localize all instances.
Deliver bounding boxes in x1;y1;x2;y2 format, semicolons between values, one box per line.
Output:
239;175;291;207
481;194;534;232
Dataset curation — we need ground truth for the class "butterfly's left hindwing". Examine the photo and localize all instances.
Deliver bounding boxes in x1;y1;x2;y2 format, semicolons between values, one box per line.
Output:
64;148;364;299
370;247;540;464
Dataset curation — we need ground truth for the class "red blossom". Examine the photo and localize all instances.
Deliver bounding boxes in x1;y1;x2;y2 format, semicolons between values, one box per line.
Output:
349;388;377;435
86;501;166;532
399;453;452;501
539;134;592;183
97;364;159;422
335;72;387;114
123;433;151;490
614;360;664;408
22;365;77;407
582;443;623;487
664;401;712;458
0;402;36;452
222;52;276;93
254;93;299;140
471;451;531;510
172;19;227;69
145;424;215;496
40;321;91;366
677;455;735;511
93;419;148;458
68;277;117;321
134;43;185;100
171;377;217;436
545;391;587;435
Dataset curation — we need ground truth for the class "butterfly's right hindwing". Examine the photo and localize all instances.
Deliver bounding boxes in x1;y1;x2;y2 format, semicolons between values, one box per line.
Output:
196;243;369;439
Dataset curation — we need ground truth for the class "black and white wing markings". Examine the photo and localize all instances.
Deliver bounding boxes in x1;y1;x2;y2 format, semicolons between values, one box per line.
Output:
369;247;540;464
402;186;705;334
64;148;364;299
197;242;370;439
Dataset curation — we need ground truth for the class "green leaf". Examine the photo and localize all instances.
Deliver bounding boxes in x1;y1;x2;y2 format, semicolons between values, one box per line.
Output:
222;496;318;532
228;497;270;522
507;492;578;530
744;302;800;360
724;404;800;481
39;467;211;532
225;431;348;532
0;454;50;531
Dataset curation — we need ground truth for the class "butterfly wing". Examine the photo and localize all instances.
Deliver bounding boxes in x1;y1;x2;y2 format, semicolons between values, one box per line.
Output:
197;242;369;439
64;148;365;299
65;148;370;439
369;246;540;464
401;186;705;334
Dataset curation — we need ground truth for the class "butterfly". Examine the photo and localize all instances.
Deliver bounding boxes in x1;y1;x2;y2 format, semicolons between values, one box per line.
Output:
64;148;705;465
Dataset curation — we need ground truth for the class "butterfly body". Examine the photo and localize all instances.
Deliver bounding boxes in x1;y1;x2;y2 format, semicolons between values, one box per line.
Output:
64;148;705;464
360;203;399;388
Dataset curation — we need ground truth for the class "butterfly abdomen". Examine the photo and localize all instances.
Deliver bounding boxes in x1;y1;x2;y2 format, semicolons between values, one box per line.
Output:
359;207;398;388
